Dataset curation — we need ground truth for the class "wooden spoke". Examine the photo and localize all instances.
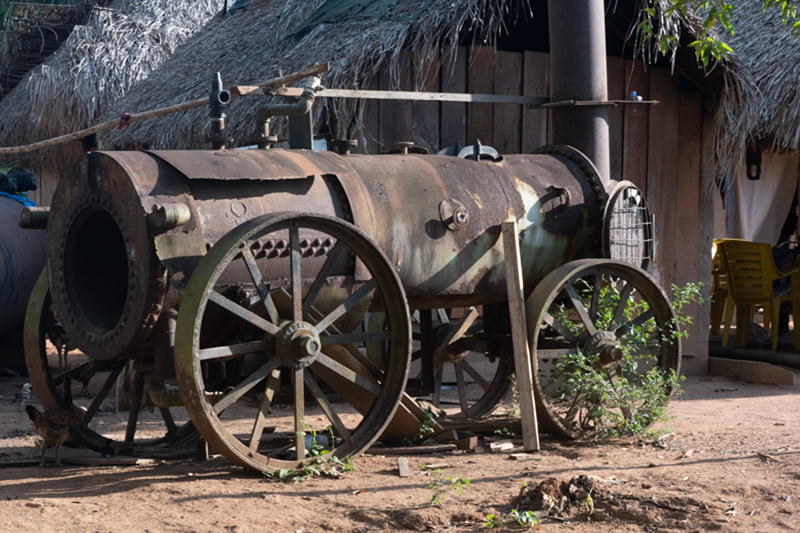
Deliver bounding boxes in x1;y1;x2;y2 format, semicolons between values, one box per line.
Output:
290;224;303;322
82;360;125;423
314;281;375;333
304;371;351;439
240;246;280;324
313;353;380;395
293;368;305;459
564;282;597;336
208;291;281;336
609;281;634;330
248;368;280;451
302;240;346;317
455;363;469;413
198;340;264;362
213;358;280;414
302;299;384;378
459;359;490;391
542;311;579;343
125;372;146;444
432;366;443;406
615;309;655;338
160;408;178;435
589;273;601;322
320;331;387;346
542;370;569;397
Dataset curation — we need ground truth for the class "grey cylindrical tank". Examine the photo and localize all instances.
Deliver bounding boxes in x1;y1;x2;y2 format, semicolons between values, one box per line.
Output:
0;196;46;339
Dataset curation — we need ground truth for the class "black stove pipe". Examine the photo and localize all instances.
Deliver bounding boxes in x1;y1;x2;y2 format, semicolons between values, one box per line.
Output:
547;0;610;184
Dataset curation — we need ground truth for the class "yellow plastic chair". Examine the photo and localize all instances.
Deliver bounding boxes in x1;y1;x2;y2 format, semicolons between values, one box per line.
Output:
709;239;729;335
710;238;753;335
719;239;800;350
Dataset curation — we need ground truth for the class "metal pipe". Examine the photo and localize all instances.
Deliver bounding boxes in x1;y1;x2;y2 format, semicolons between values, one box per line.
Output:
254;76;319;148
547;0;611;183
208;72;231;150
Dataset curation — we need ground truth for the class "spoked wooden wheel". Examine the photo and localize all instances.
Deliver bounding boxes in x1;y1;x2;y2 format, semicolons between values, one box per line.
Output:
368;306;512;419
526;259;679;439
175;213;411;472
420;308;512;419
24;268;199;455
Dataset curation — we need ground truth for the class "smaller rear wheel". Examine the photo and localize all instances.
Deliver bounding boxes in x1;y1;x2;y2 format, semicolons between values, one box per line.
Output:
526;259;680;439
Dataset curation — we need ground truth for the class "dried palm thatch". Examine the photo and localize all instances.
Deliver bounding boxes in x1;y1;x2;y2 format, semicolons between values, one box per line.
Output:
713;2;800;183
97;0;533;151
630;0;800;187
0;0;220;166
1;0;794;191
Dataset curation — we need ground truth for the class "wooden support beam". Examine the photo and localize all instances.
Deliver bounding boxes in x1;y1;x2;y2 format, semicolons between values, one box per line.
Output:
501;220;540;452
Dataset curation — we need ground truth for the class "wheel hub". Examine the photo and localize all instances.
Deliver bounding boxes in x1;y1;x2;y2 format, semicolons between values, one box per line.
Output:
584;330;623;365
276;321;321;369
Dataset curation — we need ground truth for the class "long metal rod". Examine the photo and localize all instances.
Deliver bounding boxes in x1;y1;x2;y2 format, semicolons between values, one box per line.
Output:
256;86;657;108
263;86;549;105
0;63;330;156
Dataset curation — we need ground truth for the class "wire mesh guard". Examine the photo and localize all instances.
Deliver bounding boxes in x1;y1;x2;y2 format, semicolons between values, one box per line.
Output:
603;181;653;270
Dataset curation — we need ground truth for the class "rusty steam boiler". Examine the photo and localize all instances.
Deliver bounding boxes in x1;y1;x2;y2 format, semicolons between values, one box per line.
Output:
23;78;676;473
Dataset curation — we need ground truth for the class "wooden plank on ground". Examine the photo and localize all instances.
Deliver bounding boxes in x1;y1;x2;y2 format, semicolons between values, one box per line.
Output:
676;90;703;369
622;59;650;192
493;50;522;154
646;67;679;288
379;50;414;153
467;46;494;147
607;57;625;181
709;357;797;386
501;220;540;452
440;45;468;149
413;48;441;152
522;51;549;152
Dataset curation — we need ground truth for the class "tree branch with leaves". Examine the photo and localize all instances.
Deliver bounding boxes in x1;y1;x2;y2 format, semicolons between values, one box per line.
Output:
639;0;800;66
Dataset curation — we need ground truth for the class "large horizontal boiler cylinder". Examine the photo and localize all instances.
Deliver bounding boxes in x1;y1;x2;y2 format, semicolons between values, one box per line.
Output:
45;148;605;359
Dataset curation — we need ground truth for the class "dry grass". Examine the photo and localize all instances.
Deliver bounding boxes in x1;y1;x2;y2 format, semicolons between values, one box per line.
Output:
0;0;794;192
98;0;531;152
0;0;219;166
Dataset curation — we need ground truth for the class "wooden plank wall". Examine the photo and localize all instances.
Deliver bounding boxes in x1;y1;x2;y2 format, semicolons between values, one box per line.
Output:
363;45;709;371
368;46;551;154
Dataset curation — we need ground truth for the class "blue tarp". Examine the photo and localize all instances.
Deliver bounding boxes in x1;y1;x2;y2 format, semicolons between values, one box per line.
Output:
0;191;35;208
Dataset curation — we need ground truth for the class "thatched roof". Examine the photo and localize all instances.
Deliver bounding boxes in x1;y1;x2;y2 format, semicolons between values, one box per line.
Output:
1;0;797;188
96;0;530;151
0;0;220;149
714;3;800;174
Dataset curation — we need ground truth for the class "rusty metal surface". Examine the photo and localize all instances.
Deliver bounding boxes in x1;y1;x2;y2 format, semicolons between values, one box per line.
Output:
347;152;603;308
0;196;45;339
46;152;168;360
44;145;610;360
148;149;353;181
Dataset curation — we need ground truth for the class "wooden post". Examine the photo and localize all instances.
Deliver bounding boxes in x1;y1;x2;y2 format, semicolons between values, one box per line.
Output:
501;220;540;451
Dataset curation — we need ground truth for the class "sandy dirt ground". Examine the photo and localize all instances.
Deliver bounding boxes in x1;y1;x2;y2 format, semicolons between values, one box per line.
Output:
1;368;799;533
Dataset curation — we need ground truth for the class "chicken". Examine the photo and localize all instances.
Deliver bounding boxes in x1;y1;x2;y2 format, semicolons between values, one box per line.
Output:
25;404;81;467
11;383;32;407
24;380;115;466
